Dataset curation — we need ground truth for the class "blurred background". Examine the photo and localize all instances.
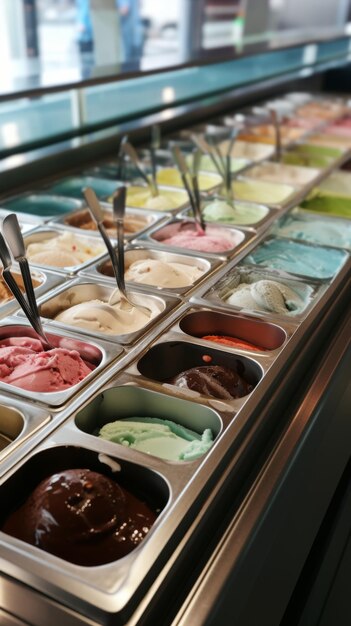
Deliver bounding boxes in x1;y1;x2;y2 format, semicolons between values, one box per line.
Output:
0;0;350;94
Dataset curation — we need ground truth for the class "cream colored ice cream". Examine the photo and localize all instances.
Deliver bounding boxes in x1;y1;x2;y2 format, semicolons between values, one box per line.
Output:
155;167;222;191
219;140;274;161
42;291;162;335
230;178;295;206
245;162;319;187
26;231;104;268
126;186;187;211
125;258;204;288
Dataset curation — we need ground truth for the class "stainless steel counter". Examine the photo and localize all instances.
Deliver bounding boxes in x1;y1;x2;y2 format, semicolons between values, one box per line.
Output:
0;77;350;626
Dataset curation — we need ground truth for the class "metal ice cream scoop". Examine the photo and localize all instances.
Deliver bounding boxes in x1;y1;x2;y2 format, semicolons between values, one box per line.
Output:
0;219;53;350
83;187;148;313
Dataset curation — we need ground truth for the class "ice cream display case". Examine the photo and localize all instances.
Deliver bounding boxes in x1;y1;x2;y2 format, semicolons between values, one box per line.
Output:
0;35;351;626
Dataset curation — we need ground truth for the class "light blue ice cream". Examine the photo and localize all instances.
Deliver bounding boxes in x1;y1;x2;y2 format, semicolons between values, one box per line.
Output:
272;213;351;250
244;238;348;279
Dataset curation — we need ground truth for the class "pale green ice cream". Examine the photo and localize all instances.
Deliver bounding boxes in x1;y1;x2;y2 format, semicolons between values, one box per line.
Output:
230;178;295;207
203;199;269;226
272;211;351;249
318;170;351;197
281;143;343;169
244;238;348;279
186;153;249;175
300;191;351;219
99;417;214;461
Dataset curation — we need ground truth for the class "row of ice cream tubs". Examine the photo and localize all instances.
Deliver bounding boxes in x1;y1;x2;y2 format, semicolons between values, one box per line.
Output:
0;92;351;625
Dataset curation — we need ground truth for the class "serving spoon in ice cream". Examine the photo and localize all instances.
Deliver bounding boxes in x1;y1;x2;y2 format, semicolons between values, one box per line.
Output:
0;220;53;350
172;145;206;233
150;124;161;194
83;187;148;312
121;140;158;197
116;134;129;180
191;133;225;179
251;105;282;161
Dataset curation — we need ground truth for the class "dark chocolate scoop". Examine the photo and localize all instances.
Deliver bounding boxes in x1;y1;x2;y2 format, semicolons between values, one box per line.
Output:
2;469;157;566
170;364;253;400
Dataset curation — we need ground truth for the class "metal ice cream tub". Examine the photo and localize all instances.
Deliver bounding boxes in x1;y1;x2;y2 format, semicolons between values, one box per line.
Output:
121;182;190;215
42;174;123;202
153;166;223;195
0;320;121;408
0;395;51;477
80;246;222;296
35;278;181;345
50;202;167;241
190;265;326;324
0;192;84;222
135;217;254;259
0;207;43;232
22;226;107;276
123;330;265;414
177;199;274;231
0;266;63;320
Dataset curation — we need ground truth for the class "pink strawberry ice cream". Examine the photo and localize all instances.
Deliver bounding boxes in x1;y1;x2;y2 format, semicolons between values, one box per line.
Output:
151;222;243;253
0;337;94;392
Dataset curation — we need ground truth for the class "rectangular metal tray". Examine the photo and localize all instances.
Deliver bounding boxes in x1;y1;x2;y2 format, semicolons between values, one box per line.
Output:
177;201;273;231
0;298;299;621
22;226;107;276
190;264;328;324
0;395;50;478
0;266;63;320
49;202;167;241
0;318;122;408
31;277;181;345
79;245;222;296
134;216;255;260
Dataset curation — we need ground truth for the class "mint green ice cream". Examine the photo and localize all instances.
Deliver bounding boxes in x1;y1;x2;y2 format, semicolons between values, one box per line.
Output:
281;143;343;169
244;238;347;279
202;199;269;226
99;417;214;461
319;170;351;197
186;153;249;175
300;191;351;219
282;151;331;169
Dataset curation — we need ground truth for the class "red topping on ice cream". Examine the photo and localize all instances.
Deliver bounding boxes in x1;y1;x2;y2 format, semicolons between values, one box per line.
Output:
202;335;266;351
